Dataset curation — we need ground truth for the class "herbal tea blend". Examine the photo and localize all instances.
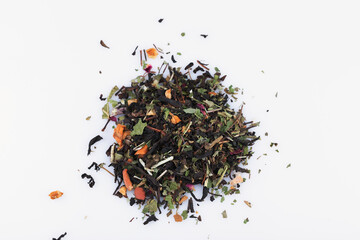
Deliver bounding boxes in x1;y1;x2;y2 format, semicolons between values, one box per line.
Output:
88;45;260;224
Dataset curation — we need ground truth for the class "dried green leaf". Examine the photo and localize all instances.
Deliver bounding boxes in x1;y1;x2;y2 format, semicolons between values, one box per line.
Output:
183;108;196;114
131;119;147;136
102;102;109;119
181;210;188;220
244;218;249;224
108;85;119;99
215;67;220;72
221;210;227;218
286;163;291;168
181;32;185;37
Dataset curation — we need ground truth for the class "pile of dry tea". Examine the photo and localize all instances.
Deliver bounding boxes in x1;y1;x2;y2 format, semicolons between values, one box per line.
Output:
88;47;259;224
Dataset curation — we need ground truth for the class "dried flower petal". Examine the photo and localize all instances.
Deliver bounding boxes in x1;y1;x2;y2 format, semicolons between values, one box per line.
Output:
186;184;195;191
123;169;133;191
119;186;127;196
146;109;157;116
244;200;252;208
208;92;217;95
135;144;148;156
165;89;172;99
134;187;146;200
144;64;152;73
174;213;183;222
146;48;158;59
49;190;63;200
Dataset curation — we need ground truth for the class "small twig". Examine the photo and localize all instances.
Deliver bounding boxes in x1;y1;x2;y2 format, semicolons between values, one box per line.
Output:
140;50;143;66
146;125;166;136
197;60;210;70
99;164;115;177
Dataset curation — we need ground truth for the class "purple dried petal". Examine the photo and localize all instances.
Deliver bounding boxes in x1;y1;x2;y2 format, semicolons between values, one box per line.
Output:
144;64;152;73
197;104;207;116
230;148;243;155
110;107;125;117
109;116;117;122
186;184;195;191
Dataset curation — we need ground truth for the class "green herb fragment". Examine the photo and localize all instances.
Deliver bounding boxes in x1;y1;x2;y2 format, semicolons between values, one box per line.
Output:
131;119;147;136
215;67;220;72
142;199;158;214
108;85;119;99
102;102;109;119
244;218;249;224
181;32;185;37
220;196;225;203
181;210;188;220
221;210;227;218
177;52;182;55
183;108;196;114
286;163;291;168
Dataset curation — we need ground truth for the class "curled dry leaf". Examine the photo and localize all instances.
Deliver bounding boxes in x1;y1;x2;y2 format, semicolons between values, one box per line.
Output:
146;48;158;59
173;213;183;222
135;144;148;156
49;190;63;200
123;169;133;191
165;89;172;99
134;187;146;200
100;40;109;49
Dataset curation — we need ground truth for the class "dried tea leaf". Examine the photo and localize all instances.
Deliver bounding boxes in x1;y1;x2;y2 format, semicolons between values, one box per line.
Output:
108;85;119;99
244;218;249;224
87;135;103;155
181;210;188;220
221;210;227;218
86;116;91;121
244;200;252;208
286;163;291;168
131;119;147;136
52;232;67;240
102;103;109;119
181;32;185;37
100;40;109;49
143;215;158;225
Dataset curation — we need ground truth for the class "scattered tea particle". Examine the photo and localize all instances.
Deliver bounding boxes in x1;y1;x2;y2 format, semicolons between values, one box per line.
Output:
270;142;278;147
257;156;262;160
187;198;194;213
220;196;225;203
143;215;158;225
84;216;87;220
265;132;268;136
181;32;185;37
275;149;279;153
286;163;291;168
100;40;109;49
171;55;177;63
87;135;103;155
81;173;95;188
86;116;91;121
214;67;220;72
266;110;269;112
200;34;208;38
129;217;135;222
198;215;202;221
88;162;100;171
258;169;262;174
174;213;183;222
143;49;147;61
99;94;106;101
221;210;227;218
275;92;278;97
49;191;63;200
166;210;173;217
158;18;164;23
52;232;67;240
181;210;188;220
185;62;194;70
244;218;249;224
210;195;215;202
177;52;182;55
244;201;252;208
99;70;102;74
132;46;138;56
261;70;265;73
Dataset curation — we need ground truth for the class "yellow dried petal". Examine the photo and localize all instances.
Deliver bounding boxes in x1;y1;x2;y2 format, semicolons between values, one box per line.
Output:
128;99;138;105
119;186;127;196
165;89;172;99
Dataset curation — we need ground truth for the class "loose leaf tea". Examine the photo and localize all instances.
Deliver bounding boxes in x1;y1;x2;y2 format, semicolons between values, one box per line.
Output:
49;191;63;200
81;173;95;188
52;232;67;240
100;40;109;49
89;45;260;224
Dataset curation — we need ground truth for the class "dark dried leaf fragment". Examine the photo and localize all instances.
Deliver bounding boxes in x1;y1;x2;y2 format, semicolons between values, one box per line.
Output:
100;40;109;49
88;162;101;171
185;62;194;70
99;94;106;101
171;55;177;63
132;46;138;56
200;34;208;38
52;232;67;240
81;173;95;188
158;18;164;23
87;135;103;155
143;215;158;225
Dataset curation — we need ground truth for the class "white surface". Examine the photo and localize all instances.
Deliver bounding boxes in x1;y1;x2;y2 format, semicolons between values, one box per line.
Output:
1;0;360;239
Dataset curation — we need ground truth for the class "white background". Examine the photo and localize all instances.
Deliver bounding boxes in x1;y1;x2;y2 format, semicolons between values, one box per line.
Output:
1;0;360;239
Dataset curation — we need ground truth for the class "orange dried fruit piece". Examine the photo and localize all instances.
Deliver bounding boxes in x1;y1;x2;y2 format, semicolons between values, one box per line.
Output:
122;169;133;191
49;190;63;200
135;144;148;156
127;99;138;105
119;186;127;196
165;89;172;99
169;112;181;124
173;213;183;222
146;48;158;59
230;173;243;186
178;195;188;205
208;92;217;95
134;187;146;200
